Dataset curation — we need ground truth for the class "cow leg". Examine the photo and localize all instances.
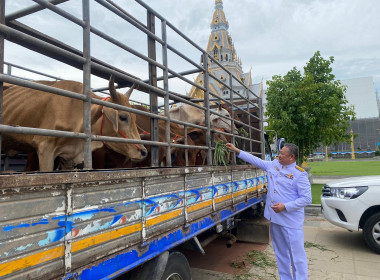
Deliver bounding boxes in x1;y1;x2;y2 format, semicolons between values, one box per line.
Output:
36;142;55;171
24;152;40;171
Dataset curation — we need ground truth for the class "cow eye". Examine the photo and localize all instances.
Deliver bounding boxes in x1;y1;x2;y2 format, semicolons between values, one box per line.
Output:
119;115;128;122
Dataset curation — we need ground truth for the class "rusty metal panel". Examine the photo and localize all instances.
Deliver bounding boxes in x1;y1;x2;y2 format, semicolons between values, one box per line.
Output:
0;185;67;279
5;257;64;280
145;174;184;196
72;178;143;209
145;215;184;238
0;186;66;257
0;166;264;280
186;171;214;188
70;230;142;272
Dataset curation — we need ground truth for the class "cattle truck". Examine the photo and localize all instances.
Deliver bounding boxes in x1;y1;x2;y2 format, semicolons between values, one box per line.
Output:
0;1;268;279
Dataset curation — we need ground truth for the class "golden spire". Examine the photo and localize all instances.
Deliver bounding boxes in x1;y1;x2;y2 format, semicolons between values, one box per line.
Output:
211;0;229;27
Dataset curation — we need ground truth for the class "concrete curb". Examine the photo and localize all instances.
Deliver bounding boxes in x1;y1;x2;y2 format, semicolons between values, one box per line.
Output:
305;204;322;216
310;175;362;184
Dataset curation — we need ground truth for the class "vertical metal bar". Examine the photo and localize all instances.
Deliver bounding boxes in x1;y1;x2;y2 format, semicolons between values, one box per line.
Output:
229;72;236;165
202;53;212;165
147;10;159;167
64;183;73;274
6;64;10;75
184;125;188;166
161;19;171;167
141;178;147;245
184;173;189;226
259;97;264;158
244;170;248;202
82;0;92;169
0;0;4;163
247;92;251;153
231;172;235;208
3;157;8;171
211;171;216;213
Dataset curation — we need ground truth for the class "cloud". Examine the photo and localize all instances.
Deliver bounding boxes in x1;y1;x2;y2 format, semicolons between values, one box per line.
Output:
3;0;380;96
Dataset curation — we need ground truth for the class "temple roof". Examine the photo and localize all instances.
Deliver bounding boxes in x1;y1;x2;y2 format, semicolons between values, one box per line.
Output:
210;0;229;29
187;0;258;102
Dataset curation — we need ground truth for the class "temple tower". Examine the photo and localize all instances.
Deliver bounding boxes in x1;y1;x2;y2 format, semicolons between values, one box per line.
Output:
188;0;261;102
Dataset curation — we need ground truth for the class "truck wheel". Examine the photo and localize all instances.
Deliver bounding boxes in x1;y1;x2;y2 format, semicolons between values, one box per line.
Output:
363;213;380;254
160;251;191;280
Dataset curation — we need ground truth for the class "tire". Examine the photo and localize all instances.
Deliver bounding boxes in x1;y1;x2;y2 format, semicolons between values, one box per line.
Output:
363;213;380;254
160;251;191;280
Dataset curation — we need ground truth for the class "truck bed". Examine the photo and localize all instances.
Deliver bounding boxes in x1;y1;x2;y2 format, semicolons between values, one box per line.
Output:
0;165;266;280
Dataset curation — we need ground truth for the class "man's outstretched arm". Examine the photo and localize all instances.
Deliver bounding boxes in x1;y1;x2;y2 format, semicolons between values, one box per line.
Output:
225;143;271;172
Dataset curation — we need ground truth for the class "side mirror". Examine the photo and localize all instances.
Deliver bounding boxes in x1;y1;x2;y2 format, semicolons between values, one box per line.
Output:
277;138;285;152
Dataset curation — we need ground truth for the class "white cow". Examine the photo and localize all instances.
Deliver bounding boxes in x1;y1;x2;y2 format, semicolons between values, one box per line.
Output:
166;104;238;134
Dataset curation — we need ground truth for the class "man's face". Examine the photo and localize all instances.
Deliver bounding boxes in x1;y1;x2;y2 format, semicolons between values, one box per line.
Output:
278;146;295;166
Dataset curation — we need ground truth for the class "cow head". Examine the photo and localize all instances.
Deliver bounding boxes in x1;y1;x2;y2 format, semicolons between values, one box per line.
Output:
210;105;238;134
101;76;147;162
169;136;198;166
219;103;243;128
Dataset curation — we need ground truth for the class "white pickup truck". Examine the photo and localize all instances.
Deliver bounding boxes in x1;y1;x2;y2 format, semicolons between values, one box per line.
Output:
321;176;380;254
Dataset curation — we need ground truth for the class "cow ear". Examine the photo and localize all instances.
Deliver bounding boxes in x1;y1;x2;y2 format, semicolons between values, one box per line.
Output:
125;84;137;100
109;75;120;103
103;107;119;132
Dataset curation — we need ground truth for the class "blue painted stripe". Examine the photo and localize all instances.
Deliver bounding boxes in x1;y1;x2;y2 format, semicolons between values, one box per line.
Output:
77;196;263;280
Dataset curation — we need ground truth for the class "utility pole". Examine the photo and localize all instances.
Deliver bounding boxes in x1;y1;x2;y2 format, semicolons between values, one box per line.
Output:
351;129;355;160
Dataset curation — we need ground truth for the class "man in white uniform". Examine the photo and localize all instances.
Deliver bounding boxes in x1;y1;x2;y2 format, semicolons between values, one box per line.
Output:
226;142;312;280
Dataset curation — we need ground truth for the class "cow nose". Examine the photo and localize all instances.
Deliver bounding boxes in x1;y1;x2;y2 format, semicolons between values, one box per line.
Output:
141;148;148;159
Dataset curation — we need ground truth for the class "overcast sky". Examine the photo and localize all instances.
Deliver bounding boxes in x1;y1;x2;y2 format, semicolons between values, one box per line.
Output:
143;0;380;91
4;0;380;102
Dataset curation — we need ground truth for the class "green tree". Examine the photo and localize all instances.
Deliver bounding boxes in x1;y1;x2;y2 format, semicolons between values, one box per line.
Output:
265;51;355;164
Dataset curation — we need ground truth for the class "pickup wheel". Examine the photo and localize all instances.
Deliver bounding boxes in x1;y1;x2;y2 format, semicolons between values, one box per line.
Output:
363;213;380;254
160;251;191;280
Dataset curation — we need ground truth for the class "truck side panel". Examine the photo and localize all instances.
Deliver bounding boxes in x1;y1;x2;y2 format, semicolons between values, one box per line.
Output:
0;166;266;280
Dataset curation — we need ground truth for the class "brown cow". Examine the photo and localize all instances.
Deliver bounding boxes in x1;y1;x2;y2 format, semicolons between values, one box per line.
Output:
92;103;231;168
126;105;200;167
2;77;147;171
133;105;231;167
92;104;199;168
167;103;239;134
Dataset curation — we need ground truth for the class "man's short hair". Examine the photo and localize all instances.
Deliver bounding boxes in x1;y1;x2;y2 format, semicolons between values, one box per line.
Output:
284;143;299;161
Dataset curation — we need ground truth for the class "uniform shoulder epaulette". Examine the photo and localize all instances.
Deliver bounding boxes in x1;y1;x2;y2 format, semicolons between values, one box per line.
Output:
295;165;305;172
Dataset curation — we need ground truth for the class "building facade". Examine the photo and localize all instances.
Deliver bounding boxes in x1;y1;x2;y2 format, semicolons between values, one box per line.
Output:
341;77;379;119
187;0;261;103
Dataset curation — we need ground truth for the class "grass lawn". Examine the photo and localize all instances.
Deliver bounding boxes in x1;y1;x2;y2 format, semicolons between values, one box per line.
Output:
308;160;380;176
308;159;380;204
311;184;324;204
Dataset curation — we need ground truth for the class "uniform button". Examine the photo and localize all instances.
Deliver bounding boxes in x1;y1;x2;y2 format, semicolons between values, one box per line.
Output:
279;174;282;177
274;191;277;193
271;200;274;203
276;182;278;185
270;175;272;179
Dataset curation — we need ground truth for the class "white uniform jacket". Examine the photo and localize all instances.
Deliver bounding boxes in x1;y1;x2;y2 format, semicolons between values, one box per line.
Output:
238;151;312;229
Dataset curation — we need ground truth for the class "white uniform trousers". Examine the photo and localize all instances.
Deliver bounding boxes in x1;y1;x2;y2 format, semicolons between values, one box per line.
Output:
270;222;308;280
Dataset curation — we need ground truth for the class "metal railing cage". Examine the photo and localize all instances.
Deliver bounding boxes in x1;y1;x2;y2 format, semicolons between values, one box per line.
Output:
0;0;264;171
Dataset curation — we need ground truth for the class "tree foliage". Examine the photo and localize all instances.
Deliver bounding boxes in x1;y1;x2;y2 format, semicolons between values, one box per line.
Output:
265;51;355;164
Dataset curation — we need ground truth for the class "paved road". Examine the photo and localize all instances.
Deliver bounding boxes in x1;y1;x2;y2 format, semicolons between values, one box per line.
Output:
188;212;380;280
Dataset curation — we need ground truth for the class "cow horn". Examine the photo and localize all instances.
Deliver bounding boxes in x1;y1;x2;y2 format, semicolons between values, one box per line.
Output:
109;75;120;102
125;83;137;100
